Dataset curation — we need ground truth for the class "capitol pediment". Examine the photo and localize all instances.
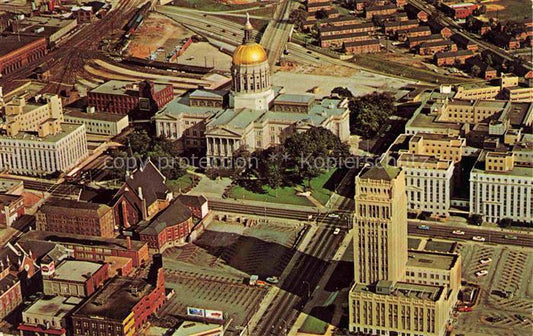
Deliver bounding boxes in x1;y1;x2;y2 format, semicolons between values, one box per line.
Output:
206;126;242;137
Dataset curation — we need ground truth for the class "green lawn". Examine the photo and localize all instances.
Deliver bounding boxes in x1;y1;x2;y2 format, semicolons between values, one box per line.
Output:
299;315;328;334
309;169;335;205
167;174;195;193
171;0;267;12
227;169;336;206
228;184;314;206
353;54;482;85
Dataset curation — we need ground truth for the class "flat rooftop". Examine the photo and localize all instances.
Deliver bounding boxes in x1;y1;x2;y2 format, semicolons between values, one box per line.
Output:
407;250;458;270
0;123;84;143
64;109;128;122
352;282;444;302
21;230;146;251
52;260;105;282
73;277;152;321
0;35;44;56
23;296;82;319
90;80;169;96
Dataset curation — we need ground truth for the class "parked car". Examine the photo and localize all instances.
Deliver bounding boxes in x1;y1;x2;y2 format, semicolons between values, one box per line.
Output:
418;225;431;230
480;258;492;265
266;276;279;284
452;230;465;235
475;270;488;277
472;236;486;242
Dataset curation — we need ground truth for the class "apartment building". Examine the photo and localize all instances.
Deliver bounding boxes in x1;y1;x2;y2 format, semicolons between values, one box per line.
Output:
344;39;381;54
418;40;457;55
470;151;532;224
434;50;475;66
36;198;116;238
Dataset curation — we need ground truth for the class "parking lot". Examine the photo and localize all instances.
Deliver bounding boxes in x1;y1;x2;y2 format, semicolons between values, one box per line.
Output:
453;242;532;335
159;220;303;330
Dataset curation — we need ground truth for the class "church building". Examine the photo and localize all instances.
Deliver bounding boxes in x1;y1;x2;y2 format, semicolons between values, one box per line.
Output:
153;16;350;165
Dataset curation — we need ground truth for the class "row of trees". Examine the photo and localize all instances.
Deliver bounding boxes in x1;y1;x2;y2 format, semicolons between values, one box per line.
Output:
332;88;396;139
109;130;186;180
232;127;350;191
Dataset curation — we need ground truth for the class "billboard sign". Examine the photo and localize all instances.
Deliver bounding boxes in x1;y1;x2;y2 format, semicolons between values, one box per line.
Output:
187;307;205;317
205;310;224;320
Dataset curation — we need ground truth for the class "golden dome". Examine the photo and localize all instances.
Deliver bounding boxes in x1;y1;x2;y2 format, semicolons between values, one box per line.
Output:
232;42;268;65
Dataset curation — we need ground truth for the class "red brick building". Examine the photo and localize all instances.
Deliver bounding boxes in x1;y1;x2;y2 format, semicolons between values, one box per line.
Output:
70;265;166;336
22;230;150;270
418;40;457;55
319;22;375;37
451;33;479;51
344;39;381;54
383;19;419;35
42;260;109;298
307;1;332;13
443;3;478;20
0;193;24;227
88;79;173;115
404;3;428;22
138;199;194;253
0;35;47;76
365;4;398;19
176;194;209;219
321;15;361;27
434;50;475;66
408;34;444;48
36;198;115;238
0;264;22;320
320;31;374;48
355;0;386;11
427;20;453;38
397;25;431;41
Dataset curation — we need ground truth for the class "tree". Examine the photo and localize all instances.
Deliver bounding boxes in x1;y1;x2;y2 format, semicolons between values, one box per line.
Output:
331;87;354;98
348;92;395;138
315;9;328;20
469;214;483;226
499;217;513;228
470;64;482;77
289;8;307;31
283;127;349;187
127;130;151;154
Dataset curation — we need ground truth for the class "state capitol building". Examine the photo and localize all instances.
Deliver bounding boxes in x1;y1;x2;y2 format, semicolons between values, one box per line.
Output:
154;17;350;165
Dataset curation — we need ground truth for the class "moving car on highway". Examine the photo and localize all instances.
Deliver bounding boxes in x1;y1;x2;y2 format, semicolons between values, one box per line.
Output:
504;234;518;240
333;228;341;235
452;230;465;235
472;236;486;242
327;213;340;218
418;225;431;230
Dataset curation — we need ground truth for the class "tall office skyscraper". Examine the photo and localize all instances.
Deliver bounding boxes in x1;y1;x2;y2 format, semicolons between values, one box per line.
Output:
349;165;461;336
353;166;407;284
